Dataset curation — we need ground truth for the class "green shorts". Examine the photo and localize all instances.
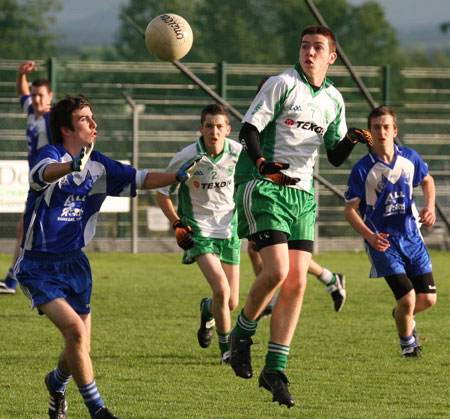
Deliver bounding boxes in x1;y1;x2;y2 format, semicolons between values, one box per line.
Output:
182;234;242;265
236;180;316;241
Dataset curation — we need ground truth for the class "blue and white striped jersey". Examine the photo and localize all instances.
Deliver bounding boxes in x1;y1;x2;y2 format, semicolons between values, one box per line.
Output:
20;95;53;169
22;143;146;253
345;145;429;236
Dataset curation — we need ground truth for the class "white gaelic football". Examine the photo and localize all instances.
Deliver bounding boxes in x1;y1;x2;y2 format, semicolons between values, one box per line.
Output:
145;13;193;61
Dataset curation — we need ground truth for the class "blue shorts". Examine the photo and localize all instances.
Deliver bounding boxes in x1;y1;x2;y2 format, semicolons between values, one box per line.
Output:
366;230;432;278
16;249;92;314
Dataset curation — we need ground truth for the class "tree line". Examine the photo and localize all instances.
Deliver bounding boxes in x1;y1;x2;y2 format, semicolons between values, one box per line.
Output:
1;0;449;68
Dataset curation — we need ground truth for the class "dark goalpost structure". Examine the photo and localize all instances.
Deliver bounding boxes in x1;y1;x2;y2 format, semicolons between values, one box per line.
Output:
105;0;450;233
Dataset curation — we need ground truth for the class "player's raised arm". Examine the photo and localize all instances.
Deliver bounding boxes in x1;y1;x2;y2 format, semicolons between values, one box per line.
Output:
327;128;373;167
16;61;37;98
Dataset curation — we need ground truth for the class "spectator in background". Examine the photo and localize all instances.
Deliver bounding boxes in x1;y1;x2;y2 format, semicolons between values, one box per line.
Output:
1;61;53;294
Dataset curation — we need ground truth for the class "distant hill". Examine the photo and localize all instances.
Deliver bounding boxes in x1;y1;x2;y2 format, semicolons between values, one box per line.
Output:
53;7;121;51
397;23;450;51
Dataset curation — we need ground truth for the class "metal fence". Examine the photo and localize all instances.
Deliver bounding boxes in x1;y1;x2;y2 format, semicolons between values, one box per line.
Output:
0;59;448;252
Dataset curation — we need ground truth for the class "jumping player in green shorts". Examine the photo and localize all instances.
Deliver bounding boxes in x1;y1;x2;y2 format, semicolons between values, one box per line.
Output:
229;26;371;407
157;104;243;365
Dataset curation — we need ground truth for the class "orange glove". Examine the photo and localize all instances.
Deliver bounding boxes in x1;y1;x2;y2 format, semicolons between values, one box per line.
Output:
172;219;195;250
346;127;374;150
259;161;299;186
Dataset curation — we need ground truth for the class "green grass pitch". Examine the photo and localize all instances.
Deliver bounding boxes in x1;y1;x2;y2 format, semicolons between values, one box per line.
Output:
1;250;449;418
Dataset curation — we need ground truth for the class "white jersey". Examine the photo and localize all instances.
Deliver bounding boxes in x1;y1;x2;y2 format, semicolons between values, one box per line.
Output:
158;137;242;239
236;62;347;193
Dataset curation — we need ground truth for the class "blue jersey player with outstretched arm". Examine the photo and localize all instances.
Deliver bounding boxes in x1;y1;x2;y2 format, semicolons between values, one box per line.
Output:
14;94;200;419
344;106;436;358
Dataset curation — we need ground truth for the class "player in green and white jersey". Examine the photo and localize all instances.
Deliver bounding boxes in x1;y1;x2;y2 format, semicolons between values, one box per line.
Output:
229;26;371;407
157;104;243;365
248;76;347;316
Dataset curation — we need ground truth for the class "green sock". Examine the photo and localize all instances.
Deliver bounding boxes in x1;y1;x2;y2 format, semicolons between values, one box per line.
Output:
202;298;213;321
265;341;290;372
328;274;336;285
217;330;231;355
235;309;258;338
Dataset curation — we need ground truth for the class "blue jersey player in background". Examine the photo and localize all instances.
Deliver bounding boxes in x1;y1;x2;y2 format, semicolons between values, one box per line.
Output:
344;106;437;358
0;61;53;294
14;94;199;419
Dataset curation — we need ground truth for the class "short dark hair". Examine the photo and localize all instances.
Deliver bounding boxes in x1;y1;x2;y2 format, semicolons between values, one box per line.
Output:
368;106;397;129
31;79;52;93
200;103;230;125
300;25;337;53
50;95;92;144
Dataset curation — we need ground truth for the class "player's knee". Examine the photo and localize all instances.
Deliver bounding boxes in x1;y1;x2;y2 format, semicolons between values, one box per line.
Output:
282;276;307;297
419;293;436;310
212;284;231;305
397;291;415;312
262;265;289;288
64;321;89;348
228;296;239;311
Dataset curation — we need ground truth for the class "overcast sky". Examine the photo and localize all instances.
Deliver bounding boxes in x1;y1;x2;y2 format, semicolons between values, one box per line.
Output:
348;0;449;48
347;0;449;26
57;0;449;27
53;0;449;50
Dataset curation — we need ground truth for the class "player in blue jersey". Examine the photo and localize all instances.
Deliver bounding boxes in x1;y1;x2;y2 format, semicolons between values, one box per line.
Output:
157;104;242;365
14;95;199;419
1;61;53;295
229;26;371;408
344;106;437;358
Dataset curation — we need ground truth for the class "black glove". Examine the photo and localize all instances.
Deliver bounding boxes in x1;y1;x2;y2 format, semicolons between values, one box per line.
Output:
71;142;94;172
258;160;299;186
172;219;195;250
346;127;374;150
175;155;203;183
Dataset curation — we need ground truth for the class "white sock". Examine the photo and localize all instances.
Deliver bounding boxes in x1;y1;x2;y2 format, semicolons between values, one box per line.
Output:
318;268;333;286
